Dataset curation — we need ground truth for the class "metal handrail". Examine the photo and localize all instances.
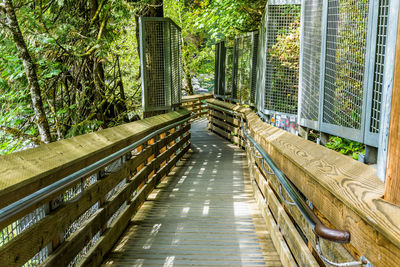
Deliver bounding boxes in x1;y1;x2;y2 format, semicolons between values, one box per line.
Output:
204;103;371;264
209;101;351;242
0;114;191;225
241;119;350;243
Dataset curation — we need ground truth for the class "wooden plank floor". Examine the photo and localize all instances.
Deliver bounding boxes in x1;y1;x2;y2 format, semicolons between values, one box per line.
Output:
102;118;282;267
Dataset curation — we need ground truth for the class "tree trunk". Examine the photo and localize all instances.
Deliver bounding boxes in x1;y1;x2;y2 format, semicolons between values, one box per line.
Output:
135;0;164;60
183;53;194;95
4;0;52;143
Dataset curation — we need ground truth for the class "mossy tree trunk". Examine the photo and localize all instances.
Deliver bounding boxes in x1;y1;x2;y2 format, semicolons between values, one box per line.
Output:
3;0;52;143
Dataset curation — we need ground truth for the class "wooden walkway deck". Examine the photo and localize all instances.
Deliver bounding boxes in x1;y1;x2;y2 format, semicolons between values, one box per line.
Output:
102;119;282;266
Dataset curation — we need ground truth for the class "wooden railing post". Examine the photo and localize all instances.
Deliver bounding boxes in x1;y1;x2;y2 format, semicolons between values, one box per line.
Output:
384;11;400;206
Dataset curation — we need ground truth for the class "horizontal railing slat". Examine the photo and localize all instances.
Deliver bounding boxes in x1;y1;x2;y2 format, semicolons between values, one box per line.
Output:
42;130;190;266
0;111;191;266
78;138;191;267
206;98;400;266
0;111;190;209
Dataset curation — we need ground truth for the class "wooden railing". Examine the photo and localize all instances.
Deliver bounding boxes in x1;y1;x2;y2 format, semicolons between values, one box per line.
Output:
207;98;400;267
181;93;213;119
0;110;191;266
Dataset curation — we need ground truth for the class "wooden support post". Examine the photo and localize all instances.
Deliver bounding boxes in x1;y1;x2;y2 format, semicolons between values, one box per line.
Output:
147;138;155;180
159;132;167;169
384;11;400;206
169;128;175;161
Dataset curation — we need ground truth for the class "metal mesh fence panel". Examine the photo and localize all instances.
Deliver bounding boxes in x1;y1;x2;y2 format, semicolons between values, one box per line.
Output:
140;18;182;112
214;42;226;97
225;43;234;97
264;4;301;115
369;0;389;134
255;9;268;112
214;43;220;96
299;0;323;124
170;24;182;106
232;39;239;100
322;0;369;130
236;35;253;104
142;20;168;111
250;32;259;105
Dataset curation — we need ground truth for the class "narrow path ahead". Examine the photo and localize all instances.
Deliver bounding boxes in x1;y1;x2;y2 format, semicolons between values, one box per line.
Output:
103;119;282;266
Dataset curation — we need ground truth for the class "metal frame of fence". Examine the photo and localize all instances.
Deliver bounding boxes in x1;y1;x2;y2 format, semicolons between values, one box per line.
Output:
234;32;258;105
262;0;301;120
298;0;399;180
377;0;399;180
252;0;301;134
212;0;398;179
139;17;182;112
214;32;259;105
298;0;398;145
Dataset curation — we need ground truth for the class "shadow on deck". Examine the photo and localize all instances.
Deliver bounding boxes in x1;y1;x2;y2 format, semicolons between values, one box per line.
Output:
102;118;282;266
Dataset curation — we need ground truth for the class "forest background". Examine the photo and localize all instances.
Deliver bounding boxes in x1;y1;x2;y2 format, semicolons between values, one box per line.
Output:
0;0;267;155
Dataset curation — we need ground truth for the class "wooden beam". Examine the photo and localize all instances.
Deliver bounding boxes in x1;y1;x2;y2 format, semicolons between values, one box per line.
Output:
384;10;400;206
0;110;190;209
207;99;400;266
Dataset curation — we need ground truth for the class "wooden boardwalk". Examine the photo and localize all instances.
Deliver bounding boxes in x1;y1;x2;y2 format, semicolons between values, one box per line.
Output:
103;119;282;266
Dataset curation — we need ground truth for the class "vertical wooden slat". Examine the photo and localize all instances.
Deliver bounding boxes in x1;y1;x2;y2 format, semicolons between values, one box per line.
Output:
384;10;400;206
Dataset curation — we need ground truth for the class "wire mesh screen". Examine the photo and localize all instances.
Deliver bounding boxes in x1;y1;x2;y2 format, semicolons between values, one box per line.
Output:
264;4;301;115
225;43;234;97
170;24;182;106
235;34;253;104
214;43;220;95
250;32;259;105
369;0;389;134
322;1;369;130
232;39;239;100
140;17;182;112
141;20;168;110
299;0;323;123
1;205;46;248
214;42;226;97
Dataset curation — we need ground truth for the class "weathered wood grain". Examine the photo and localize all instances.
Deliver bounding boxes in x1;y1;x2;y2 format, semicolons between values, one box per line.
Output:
78;142;190;267
207;99;400;267
208;109;241;126
253;156;356;263
210;117;239;135
209;124;240;144
0;119;190;266
0;111;190;209
247;147;319;266
181;93;212;103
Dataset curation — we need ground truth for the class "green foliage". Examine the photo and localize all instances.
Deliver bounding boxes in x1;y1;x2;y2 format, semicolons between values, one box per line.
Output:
164;0;266;94
266;6;300;114
0;0;268;155
0;0;139;154
325;136;365;160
